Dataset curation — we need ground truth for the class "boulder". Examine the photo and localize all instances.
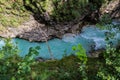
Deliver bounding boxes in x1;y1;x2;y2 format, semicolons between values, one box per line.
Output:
100;0;120;18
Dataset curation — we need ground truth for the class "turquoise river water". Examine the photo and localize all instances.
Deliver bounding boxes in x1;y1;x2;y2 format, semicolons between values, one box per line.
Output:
0;20;120;59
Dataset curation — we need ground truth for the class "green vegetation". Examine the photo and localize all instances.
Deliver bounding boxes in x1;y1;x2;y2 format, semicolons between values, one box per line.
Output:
97;22;120;80
51;0;89;22
0;30;120;79
0;0;30;29
23;0;111;23
97;44;120;80
0;0;114;28
0;38;81;79
72;44;88;80
24;0;89;22
0;0;120;80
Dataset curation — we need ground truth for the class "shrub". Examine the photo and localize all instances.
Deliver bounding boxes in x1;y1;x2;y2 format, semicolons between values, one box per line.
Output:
72;44;88;80
0;38;40;80
97;21;120;80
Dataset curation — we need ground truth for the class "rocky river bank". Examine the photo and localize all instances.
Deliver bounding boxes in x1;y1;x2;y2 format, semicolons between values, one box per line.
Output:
0;15;83;42
0;0;119;42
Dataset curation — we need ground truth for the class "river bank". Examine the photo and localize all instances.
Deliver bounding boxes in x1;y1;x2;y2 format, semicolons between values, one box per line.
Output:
0;0;119;42
0;21;120;59
0;15;86;42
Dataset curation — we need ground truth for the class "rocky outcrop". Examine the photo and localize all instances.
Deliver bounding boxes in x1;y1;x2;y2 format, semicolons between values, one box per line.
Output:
0;16;82;42
100;0;120;18
0;0;119;42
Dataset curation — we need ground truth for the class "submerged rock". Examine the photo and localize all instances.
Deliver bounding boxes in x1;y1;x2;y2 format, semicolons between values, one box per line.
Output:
62;33;76;38
88;49;105;57
62;33;76;43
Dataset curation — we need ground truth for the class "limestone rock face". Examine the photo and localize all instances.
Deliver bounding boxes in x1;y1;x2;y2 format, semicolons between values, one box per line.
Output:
0;16;82;42
100;0;120;18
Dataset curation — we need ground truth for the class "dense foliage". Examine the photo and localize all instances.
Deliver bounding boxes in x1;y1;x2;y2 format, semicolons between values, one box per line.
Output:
23;0;111;23
24;0;89;22
1;29;120;79
0;0;116;28
0;38;82;80
0;39;40;79
96;20;120;80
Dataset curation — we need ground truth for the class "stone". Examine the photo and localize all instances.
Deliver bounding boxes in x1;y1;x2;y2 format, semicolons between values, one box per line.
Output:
62;33;76;38
100;0;120;18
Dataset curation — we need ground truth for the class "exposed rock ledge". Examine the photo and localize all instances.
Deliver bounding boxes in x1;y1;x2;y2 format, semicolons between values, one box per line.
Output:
0;0;119;42
100;0;120;18
0;16;82;42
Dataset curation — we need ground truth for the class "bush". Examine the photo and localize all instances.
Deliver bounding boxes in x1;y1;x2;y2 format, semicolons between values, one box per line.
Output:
97;23;120;80
72;44;88;80
24;0;104;22
0;38;40;80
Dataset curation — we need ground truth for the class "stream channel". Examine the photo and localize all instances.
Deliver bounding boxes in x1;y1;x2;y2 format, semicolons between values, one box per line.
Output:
0;20;120;59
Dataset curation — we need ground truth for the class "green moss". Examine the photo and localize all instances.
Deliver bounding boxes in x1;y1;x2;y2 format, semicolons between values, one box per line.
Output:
0;0;30;28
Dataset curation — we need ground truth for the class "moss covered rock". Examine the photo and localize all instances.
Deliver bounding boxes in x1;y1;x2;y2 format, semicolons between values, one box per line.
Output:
24;0;90;23
0;0;30;29
24;0;115;24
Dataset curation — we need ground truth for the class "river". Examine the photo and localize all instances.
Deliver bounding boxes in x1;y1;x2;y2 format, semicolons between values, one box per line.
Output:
0;20;120;59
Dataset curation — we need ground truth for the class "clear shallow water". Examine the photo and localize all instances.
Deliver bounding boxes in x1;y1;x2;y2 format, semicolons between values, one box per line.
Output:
13;38;73;59
0;20;120;59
